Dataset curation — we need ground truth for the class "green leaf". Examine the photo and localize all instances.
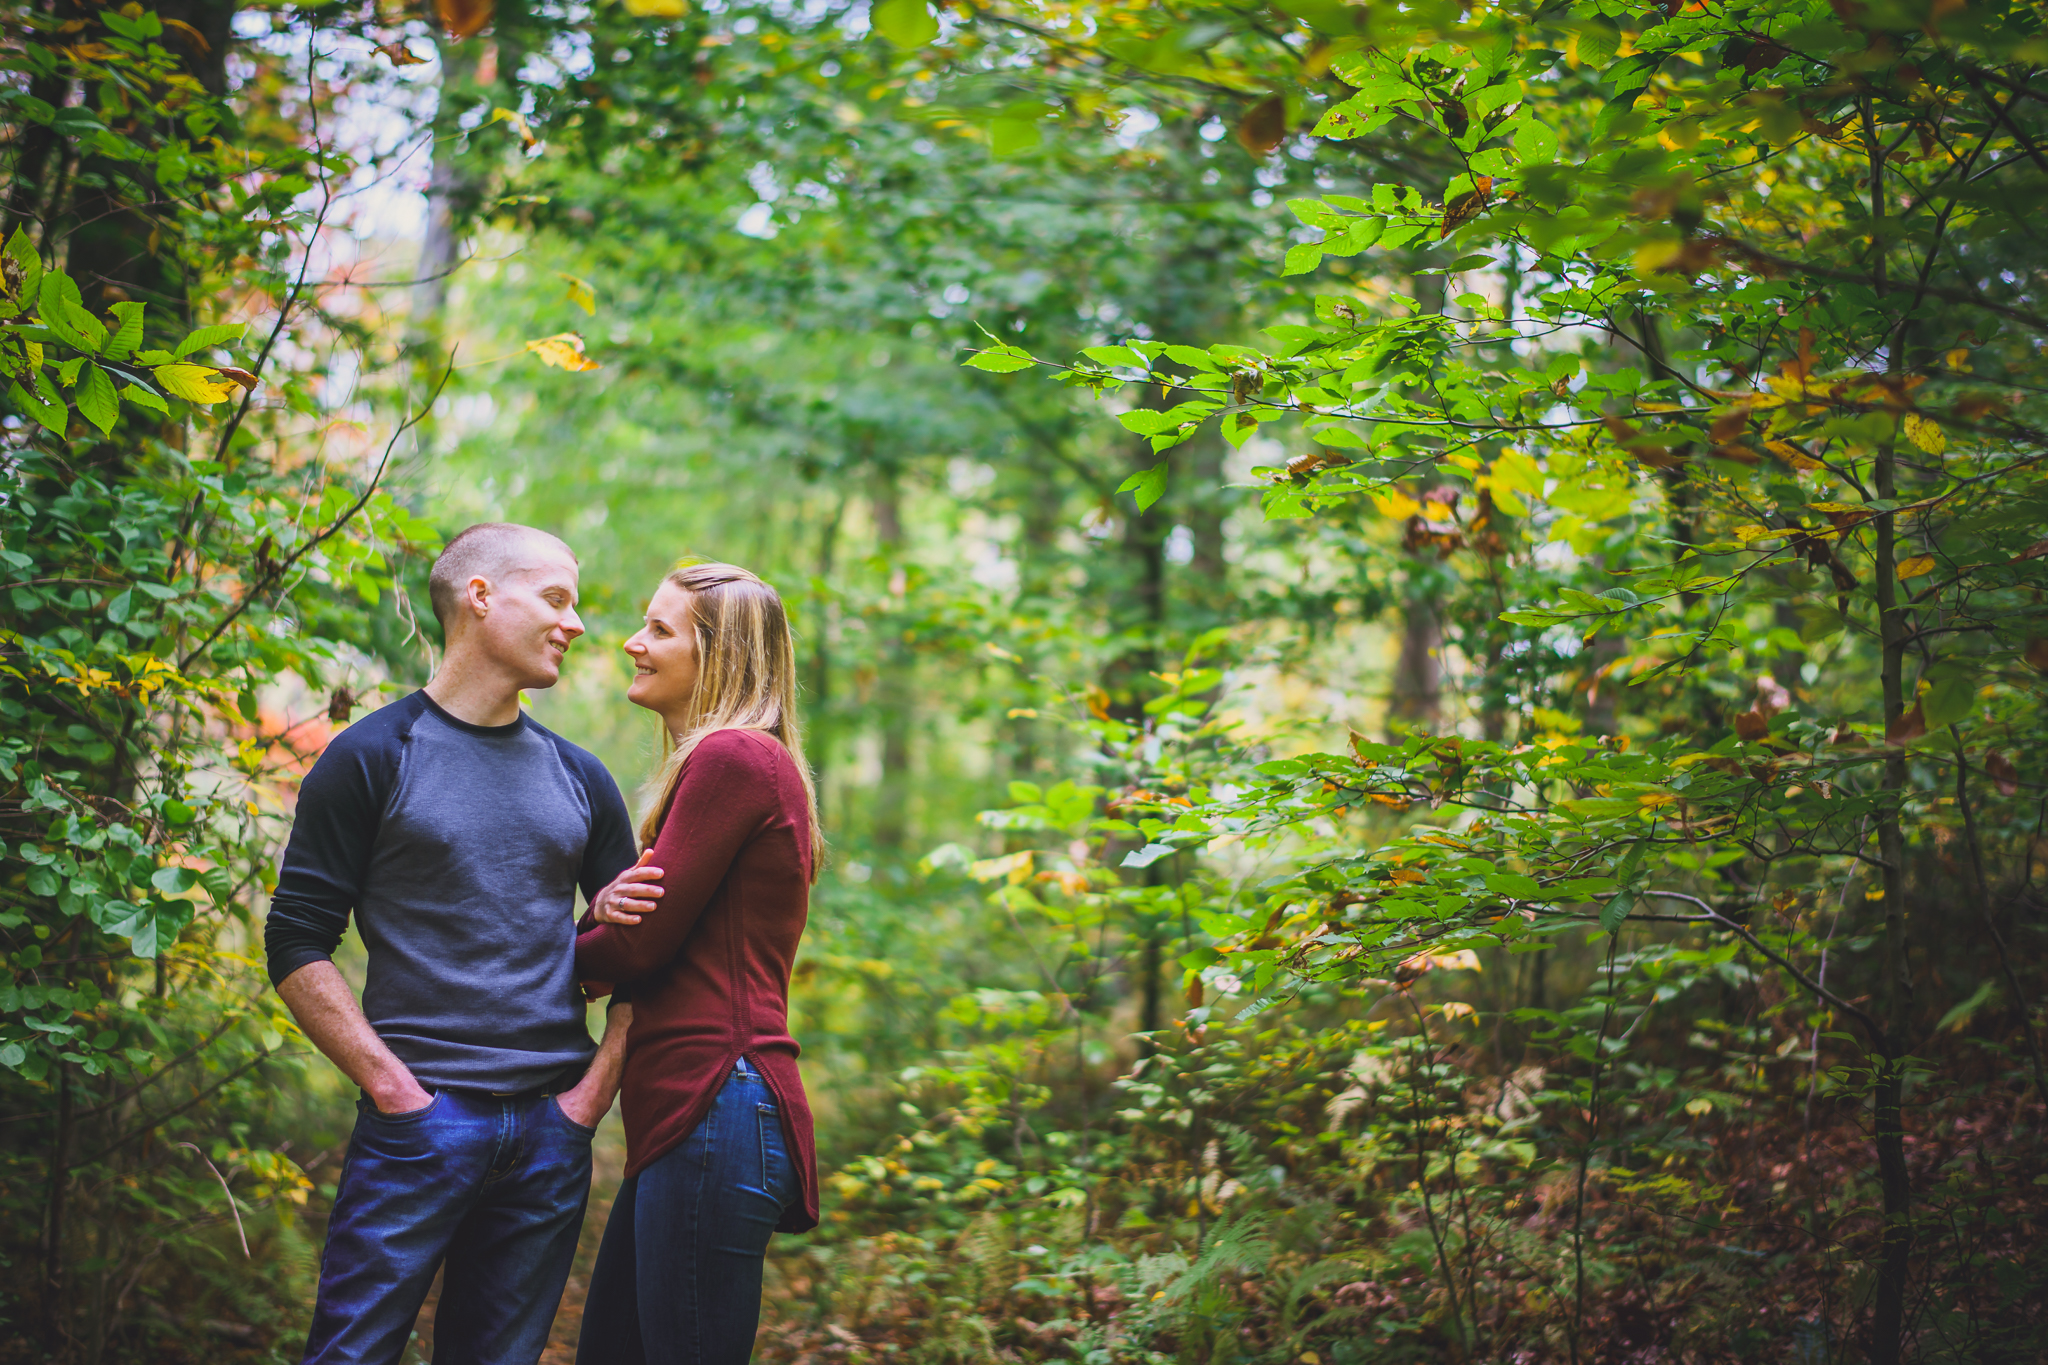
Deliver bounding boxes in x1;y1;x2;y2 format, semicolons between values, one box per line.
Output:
75;363;118;434
121;383;168;415
101;301;144;360
4;227;42;302
172;323;247;359
988;117;1042;158
162;800;197;826
1922;664;1978;729
872;0;939;47
1118;462;1168;511
1515;119;1558;165
150;866;200;895
1121;843;1176;869
963;344;1034;373
1119;409;1185;437
1282;243;1323;276
1484;872;1543;898
8;377;64;431
104;589;133;624
1599;839;1648;931
1937;980;1997;1032
37;273;104;353
1081;345;1145;370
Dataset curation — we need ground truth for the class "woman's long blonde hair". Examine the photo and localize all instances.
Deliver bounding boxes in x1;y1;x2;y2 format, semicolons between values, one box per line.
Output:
638;561;823;879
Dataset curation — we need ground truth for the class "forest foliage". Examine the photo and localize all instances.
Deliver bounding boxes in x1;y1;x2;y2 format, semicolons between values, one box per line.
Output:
2;0;2045;1363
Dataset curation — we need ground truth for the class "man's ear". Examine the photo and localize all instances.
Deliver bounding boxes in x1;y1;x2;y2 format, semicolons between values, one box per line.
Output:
463;574;492;620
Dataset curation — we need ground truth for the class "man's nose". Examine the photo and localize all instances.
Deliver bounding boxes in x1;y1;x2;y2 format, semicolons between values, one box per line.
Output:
560;608;585;640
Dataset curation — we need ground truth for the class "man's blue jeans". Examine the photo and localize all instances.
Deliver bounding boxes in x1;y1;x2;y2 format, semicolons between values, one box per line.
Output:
302;1087;595;1365
576;1057;798;1365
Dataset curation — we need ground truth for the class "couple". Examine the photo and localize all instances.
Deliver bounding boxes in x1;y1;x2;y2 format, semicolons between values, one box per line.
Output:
264;523;820;1365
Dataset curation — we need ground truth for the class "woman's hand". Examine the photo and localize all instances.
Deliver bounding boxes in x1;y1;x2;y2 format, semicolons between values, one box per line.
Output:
591;851;664;925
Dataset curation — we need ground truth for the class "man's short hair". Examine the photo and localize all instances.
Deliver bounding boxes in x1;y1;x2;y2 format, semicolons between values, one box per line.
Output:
428;523;576;633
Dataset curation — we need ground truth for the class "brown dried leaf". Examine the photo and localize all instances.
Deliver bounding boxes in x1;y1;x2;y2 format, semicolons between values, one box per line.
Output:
1886;702;1927;746
1236;95;1287;156
1985;752;2019;797
436;0;494;38
1440;177;1493;238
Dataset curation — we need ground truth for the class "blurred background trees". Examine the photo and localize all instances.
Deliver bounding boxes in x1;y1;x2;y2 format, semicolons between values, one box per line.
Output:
3;0;2044;1361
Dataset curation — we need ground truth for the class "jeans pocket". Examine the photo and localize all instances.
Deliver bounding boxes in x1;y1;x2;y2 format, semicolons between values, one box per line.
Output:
362;1090;442;1124
756;1103;794;1209
550;1093;599;1136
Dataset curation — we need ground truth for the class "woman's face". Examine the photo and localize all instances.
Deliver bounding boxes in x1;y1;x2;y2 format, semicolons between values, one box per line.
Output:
624;581;700;729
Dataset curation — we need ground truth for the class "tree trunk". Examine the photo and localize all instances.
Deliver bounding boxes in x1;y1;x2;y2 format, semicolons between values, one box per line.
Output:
871;472;913;851
1864;96;1911;1365
1389;575;1443;736
411;37;487;336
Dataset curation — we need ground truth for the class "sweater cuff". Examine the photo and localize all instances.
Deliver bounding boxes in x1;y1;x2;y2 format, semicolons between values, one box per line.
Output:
265;944;335;990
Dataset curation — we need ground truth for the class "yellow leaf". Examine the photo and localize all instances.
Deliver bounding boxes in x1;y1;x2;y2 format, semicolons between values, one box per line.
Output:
1896;555;1935;580
1730;524;1777;543
557;272;597;316
969;851;1033;884
1371;488;1421;520
524;332;600;372
623;0;688;13
151;363;235;403
1766;439;1820;469
1903;413;1945;455
1944;348;1972;372
1440;1001;1476;1020
489;107;538;149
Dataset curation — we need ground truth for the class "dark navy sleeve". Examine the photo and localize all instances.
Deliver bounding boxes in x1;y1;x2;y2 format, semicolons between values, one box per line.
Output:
557;739;638;901
263;697;413;988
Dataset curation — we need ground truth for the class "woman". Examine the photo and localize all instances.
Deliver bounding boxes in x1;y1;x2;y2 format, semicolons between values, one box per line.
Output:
574;561;822;1365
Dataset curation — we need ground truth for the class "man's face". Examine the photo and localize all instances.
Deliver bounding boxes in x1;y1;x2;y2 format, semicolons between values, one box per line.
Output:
469;546;584;690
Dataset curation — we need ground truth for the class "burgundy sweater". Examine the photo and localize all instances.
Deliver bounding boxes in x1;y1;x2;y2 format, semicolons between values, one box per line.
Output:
576;728;818;1231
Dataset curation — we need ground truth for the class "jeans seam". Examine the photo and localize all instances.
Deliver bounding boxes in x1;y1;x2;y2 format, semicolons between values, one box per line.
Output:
690;1108;711;1365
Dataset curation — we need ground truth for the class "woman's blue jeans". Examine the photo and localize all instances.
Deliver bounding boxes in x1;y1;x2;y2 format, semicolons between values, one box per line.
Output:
576;1057;798;1365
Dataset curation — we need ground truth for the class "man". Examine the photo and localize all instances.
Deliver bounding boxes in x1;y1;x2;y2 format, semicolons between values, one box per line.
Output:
266;523;638;1365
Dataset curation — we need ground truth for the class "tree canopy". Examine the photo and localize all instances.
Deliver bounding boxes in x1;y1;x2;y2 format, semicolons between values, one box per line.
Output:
3;0;2044;1360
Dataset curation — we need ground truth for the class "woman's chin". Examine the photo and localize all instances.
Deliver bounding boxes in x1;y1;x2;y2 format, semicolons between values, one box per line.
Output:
626;678;658;710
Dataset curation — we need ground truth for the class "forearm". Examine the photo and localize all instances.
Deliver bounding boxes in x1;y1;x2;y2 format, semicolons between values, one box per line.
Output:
584;1002;631;1103
558;1002;632;1126
275;960;428;1110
